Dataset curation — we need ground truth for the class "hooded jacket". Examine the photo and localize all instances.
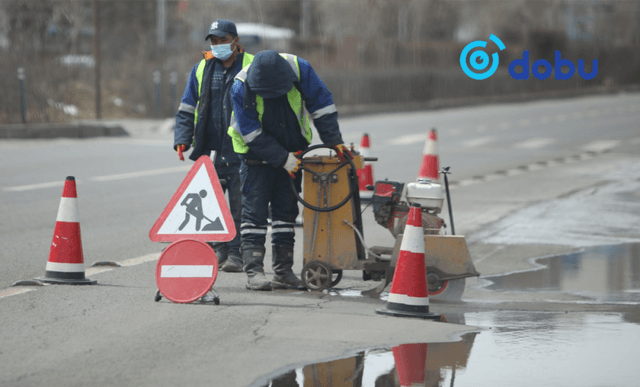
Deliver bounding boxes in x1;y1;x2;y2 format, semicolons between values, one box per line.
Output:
229;51;343;168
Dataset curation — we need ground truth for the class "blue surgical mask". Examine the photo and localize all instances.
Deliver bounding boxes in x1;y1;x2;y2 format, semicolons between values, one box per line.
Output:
210;43;233;61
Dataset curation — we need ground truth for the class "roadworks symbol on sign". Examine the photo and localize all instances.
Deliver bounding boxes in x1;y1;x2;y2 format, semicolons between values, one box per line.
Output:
149;155;237;242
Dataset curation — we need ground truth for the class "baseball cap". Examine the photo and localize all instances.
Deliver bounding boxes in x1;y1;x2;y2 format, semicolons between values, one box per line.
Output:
205;19;237;40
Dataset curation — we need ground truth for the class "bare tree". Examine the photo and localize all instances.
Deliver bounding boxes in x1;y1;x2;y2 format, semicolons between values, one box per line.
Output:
52;1;90;55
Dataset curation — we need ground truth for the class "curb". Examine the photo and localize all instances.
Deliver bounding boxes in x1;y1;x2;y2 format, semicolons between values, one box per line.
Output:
2;84;637;138
0;123;129;139
338;84;640;118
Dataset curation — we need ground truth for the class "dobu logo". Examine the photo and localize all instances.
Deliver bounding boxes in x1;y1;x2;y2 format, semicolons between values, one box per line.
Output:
509;51;598;80
460;35;599;81
459;34;506;80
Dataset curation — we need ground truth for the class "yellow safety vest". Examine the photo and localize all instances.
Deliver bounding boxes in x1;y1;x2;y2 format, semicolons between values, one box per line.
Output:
194;52;254;125
227;53;312;154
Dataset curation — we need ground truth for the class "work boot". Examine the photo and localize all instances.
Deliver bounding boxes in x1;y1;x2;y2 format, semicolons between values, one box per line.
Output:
243;247;271;291
271;245;305;290
221;254;244;273
210;242;227;269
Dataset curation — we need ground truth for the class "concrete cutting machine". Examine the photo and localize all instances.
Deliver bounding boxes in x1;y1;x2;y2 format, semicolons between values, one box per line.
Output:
292;144;479;301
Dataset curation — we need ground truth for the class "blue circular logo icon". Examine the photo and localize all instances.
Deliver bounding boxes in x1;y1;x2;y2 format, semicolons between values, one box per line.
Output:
460;34;506;80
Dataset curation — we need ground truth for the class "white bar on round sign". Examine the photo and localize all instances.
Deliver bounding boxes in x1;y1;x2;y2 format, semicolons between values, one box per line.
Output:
160;265;214;278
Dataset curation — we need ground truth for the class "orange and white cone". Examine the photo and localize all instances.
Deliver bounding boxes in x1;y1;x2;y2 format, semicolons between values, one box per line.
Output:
392;343;428;387
417;129;440;182
376;203;438;319
36;176;96;285
357;133;374;200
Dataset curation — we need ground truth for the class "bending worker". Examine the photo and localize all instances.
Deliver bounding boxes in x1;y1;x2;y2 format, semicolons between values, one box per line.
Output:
228;50;351;290
174;19;253;273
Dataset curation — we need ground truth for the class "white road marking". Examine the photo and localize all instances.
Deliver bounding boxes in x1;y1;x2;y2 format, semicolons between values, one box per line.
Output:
85;267;114;276
540;116;551;123
463;136;494;148
527;163;546;171
81;253;162;277
514;138;555;149
582;140;621;153
518;119;531;126
118;253;161;267
3;166;190;192
0;287;35;299
389;133;427;146
91;166;190;182
3;181;65;192
105;138;171;146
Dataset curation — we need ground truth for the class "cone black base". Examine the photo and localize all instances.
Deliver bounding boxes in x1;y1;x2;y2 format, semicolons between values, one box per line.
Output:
376;307;440;319
35;276;97;285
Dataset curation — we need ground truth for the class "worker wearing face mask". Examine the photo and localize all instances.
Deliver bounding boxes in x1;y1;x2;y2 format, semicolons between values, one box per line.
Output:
174;19;254;273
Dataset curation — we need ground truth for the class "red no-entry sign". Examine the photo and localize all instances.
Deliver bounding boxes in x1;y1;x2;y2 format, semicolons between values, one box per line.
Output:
155;239;219;303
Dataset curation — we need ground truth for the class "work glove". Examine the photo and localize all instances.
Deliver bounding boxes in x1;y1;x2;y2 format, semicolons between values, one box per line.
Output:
335;144;353;163
176;144;186;161
283;151;302;178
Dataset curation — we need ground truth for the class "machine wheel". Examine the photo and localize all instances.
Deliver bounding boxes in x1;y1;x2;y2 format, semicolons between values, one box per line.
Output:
427;271;465;302
331;270;343;288
302;261;334;291
290;144;357;212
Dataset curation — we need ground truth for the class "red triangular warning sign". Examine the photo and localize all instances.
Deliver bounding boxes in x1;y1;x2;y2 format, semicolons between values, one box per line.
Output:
149;156;236;242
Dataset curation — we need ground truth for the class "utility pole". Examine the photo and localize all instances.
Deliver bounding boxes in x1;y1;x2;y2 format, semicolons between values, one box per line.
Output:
18;67;26;123
92;0;101;119
300;0;311;40
157;0;166;117
157;0;166;47
397;0;409;41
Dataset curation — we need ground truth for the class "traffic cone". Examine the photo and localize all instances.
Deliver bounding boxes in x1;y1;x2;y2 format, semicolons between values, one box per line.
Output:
376;203;438;319
36;176;96;285
417;129;439;182
392;343;428;387
357;133;374;200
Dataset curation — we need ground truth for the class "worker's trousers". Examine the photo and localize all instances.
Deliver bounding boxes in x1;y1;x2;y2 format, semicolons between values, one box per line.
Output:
208;169;242;260
239;161;299;253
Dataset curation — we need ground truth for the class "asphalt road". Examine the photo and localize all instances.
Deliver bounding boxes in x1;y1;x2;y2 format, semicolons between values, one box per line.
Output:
1;91;639;386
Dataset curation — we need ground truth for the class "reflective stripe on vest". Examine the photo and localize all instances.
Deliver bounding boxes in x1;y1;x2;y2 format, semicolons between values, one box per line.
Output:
228;53;312;154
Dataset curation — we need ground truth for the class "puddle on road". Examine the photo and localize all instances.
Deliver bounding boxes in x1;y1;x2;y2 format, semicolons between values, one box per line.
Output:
484;243;640;303
254;244;640;387
254;311;640;387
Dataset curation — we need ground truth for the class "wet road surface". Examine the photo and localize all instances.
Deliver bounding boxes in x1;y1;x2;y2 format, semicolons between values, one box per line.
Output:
256;310;640;387
255;243;640;387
